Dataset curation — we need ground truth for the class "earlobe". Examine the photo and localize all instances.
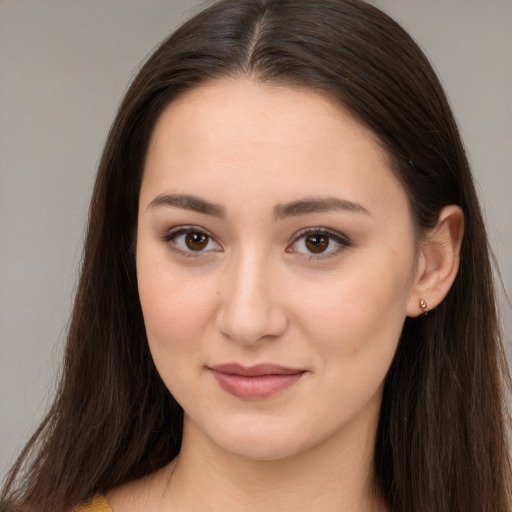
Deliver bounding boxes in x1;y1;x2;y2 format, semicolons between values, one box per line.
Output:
407;205;464;317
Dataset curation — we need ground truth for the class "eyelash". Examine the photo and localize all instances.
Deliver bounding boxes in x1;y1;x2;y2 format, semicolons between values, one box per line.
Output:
286;227;351;260
161;225;222;258
161;225;351;259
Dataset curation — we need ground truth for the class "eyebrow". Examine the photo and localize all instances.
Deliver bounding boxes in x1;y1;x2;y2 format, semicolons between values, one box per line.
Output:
147;193;370;219
147;193;226;217
274;197;371;219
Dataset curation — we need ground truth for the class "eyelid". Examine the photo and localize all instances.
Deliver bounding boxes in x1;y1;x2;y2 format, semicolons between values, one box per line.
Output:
160;225;350;259
161;225;222;256
286;227;351;258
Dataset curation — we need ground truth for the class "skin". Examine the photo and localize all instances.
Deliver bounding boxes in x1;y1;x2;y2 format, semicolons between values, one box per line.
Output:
108;78;463;512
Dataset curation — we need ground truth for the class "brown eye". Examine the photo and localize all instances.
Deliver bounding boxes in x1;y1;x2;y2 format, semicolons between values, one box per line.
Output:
287;228;349;258
304;233;330;253
164;226;222;256
185;232;209;251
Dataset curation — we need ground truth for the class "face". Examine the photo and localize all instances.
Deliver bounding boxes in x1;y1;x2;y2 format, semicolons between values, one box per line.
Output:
136;78;419;462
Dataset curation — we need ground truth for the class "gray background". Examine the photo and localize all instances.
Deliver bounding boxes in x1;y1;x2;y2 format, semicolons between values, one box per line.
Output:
1;0;511;478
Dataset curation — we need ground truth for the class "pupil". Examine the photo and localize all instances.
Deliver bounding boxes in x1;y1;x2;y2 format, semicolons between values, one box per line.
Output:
305;234;329;253
185;232;208;250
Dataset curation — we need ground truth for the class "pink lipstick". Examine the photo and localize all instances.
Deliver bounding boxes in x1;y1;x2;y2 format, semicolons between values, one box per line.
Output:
209;363;305;399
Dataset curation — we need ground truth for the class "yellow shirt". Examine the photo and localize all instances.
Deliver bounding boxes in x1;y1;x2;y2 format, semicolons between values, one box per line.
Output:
73;494;112;512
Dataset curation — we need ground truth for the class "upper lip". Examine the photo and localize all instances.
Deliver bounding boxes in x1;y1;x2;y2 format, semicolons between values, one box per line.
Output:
209;363;305;376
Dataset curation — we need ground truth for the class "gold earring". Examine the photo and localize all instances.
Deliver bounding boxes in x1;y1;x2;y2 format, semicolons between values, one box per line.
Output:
419;298;428;313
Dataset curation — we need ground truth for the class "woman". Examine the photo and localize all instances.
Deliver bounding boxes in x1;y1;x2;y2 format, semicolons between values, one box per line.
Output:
1;0;510;511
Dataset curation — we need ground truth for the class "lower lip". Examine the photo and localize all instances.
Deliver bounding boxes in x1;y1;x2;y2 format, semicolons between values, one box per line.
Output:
210;370;305;399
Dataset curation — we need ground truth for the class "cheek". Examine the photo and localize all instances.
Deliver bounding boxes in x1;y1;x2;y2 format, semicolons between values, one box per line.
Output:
294;249;413;364
136;247;218;371
288;255;412;427
137;268;219;408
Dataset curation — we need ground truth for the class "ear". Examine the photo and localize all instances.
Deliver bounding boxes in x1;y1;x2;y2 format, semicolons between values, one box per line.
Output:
407;205;464;317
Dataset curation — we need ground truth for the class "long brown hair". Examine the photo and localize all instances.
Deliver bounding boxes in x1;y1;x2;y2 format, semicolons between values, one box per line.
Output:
2;1;510;511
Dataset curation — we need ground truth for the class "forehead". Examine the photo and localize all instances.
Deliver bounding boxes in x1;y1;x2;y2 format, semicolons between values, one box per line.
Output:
147;77;382;160
141;77;408;219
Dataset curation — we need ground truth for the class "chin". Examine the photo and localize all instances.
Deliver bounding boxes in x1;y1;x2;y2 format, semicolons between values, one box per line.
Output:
200;415;319;462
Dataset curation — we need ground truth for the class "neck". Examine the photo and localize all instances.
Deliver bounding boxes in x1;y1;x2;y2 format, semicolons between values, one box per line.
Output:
162;412;387;512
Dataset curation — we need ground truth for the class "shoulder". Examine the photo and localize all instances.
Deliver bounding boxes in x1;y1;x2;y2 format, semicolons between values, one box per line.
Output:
73;494;113;512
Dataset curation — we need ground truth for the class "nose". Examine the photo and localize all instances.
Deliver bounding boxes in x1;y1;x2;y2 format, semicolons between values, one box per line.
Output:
216;252;288;345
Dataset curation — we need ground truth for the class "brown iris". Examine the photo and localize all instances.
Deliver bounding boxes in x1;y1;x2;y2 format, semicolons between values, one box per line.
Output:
185;232;209;251
305;233;329;253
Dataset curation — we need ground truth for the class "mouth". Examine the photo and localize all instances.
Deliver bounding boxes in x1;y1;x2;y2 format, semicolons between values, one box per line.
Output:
208;363;306;399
